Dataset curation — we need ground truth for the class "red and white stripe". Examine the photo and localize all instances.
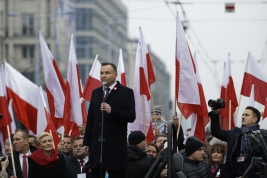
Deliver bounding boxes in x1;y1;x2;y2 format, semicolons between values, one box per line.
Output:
83;55;102;102
128;27;156;144
219;53;238;129
117;49;127;86
39;32;65;129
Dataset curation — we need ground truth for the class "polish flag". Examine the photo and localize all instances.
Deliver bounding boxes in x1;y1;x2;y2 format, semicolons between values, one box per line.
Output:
176;12;200;120
241;53;267;105
37;87;59;149
248;85;255;107
39;32;66;129
117;49;127;86
128;27;156;144
8;100;17;134
83;55;102;102
188;53;209;142
66;34;83;127
4;62;39;133
219;53;238;129
0;65;12;142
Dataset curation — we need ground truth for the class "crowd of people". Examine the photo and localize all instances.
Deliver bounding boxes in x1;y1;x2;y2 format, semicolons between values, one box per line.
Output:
1;62;267;178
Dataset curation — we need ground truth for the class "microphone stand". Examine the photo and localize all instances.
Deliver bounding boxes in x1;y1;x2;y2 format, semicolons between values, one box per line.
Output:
99;84;106;178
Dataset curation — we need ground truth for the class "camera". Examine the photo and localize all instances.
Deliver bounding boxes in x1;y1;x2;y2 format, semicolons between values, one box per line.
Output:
0;154;6;161
208;98;225;110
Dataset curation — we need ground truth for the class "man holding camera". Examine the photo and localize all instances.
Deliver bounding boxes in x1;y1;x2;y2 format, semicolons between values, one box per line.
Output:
209;106;267;177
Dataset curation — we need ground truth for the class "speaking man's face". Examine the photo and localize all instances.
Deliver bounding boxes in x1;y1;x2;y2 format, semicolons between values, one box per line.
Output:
100;65;117;87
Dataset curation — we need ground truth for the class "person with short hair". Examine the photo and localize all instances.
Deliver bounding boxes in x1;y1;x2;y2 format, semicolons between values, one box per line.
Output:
28;132;68;178
125;131;154;178
83;62;135;178
4;143;11;156
155;135;167;151
28;135;36;147
58;135;73;158
210;106;267;177
182;137;210;178
66;137;91;178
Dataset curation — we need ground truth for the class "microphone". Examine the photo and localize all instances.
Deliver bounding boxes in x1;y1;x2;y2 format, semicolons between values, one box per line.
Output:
102;82;106;92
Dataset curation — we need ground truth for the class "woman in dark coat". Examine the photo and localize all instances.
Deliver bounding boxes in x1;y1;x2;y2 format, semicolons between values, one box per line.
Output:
208;143;227;178
28;132;68;178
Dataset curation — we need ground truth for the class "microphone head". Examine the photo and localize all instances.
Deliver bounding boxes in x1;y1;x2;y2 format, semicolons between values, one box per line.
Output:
172;153;184;172
102;81;107;85
102;82;107;91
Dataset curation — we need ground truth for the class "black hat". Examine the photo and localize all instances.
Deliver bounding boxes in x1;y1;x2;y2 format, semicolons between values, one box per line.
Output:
128;131;146;145
185;137;204;157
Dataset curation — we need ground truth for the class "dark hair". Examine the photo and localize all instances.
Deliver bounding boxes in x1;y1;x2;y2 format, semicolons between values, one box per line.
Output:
73;137;84;142
186;128;191;132
61;134;73;143
245;106;261;123
14;129;29;139
101;62;117;72
29;135;36;139
208;143;227;167
155;134;167;141
147;142;159;153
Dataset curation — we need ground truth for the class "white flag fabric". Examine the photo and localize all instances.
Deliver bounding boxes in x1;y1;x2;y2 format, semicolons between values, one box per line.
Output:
117;49;127;86
248;84;255;107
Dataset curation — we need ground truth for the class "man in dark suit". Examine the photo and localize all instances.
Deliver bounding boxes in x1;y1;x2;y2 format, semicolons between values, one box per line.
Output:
66;137;91;178
7;129;37;178
83;62;136;178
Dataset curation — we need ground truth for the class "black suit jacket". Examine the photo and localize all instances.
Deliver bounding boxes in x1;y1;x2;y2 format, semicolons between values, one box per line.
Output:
83;81;136;170
7;145;37;178
65;156;91;178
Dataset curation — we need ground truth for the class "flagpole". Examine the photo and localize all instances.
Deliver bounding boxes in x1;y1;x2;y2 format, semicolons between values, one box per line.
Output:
141;95;147;136
229;100;232;130
149;88;158;130
7;125;16;176
68;122;74;136
237;52;250;117
49;129;55;149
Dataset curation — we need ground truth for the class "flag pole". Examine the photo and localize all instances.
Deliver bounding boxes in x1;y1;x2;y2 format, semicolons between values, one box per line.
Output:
141;95;147;136
149;88;158;130
49;129;55;149
68;122;74;136
237;52;250;117
7;125;16;176
229;100;232;130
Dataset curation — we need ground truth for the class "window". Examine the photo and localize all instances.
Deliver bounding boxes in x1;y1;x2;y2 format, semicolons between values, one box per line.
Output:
21;14;34;36
22;45;34;59
78;64;92;86
76;9;91;30
76;37;91;58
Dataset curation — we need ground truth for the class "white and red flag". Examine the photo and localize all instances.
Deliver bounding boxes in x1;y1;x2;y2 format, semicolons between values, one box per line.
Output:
117;49;127;86
4;62;39;133
83;55;102;102
37;86;59;149
0;65;12;145
39;32;66;129
175;12;209;142
248;84;255;107
219;53;238;129
128;27;156;144
187;53;209;142
8;99;17;134
66;34;83;127
241;53;267;105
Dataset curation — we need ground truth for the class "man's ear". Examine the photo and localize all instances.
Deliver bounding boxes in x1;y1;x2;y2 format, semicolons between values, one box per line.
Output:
253;117;258;124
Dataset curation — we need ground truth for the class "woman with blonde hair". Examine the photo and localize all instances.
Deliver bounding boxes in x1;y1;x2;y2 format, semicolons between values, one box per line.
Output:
28;132;68;178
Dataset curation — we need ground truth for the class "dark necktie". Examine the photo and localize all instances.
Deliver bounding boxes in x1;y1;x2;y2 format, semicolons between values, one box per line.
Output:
22;154;27;178
80;159;85;172
104;88;110;101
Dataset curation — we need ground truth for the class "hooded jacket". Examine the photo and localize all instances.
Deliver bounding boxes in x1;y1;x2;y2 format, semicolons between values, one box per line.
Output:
125;145;154;178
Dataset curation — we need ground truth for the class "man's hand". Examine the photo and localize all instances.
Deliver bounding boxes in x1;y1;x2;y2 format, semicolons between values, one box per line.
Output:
0;156;9;171
101;102;111;114
57;139;64;152
82;146;89;153
154;128;160;137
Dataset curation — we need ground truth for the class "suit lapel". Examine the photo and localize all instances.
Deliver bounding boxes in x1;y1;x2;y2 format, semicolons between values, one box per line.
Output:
106;81;121;102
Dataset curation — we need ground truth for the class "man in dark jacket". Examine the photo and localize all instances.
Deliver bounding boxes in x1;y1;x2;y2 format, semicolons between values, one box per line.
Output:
83;62;135;178
66;137;91;178
210;106;267;178
125;131;154;178
182;137;210;178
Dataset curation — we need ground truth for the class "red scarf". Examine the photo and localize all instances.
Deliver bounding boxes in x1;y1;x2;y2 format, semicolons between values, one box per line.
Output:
29;149;59;168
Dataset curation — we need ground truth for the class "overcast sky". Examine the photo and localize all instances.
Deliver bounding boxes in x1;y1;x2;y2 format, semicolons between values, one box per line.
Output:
121;0;267;129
